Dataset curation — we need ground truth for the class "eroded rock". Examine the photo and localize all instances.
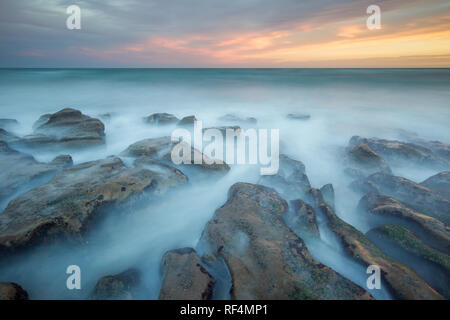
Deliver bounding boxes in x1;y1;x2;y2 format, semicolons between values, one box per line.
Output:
421;171;450;199
159;248;215;300
91;269;140;300
344;143;391;179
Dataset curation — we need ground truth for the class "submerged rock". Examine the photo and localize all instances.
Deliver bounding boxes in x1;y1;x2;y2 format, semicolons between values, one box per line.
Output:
349;136;449;169
0;141;72;205
0;282;29;300
144;113;179;125
366;224;450;298
420;171;450;199
16;108;105;149
358;193;450;254
218;114;257;124
0;157;186;252
91;269;140;300
159;248;215;300
344;143;392;178
309;189;443;300
287;113;311;120
201;182;372;300
177;115;197;127
351;172;450;226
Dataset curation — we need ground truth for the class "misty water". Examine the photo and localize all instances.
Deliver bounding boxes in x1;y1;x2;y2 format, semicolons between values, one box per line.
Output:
0;69;449;299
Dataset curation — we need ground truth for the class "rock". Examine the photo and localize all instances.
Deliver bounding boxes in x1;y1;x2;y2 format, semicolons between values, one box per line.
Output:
421;171;450;199
203;126;242;136
218;114;257;124
349;136;449;169
344;143;392;178
289;199;320;238
201;182;372;300
144;113;179;125
320;183;335;208
159;248;215;300
121;137;230;172
0;128;19;143
309;189;443;299
397;131;450;161
134;157;188;185
259;154;311;199
17;108;105;148
177;115;197;127
351;172;450;226
0;119;19;131
366;224;450;298
0;156;187;253
0;282;29;300
91;269;140;300
287;113;311;120
0;141;73;205
49;155;74;168
358;193;450;254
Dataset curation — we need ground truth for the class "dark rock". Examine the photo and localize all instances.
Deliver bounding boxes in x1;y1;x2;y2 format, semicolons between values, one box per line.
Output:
218;114;257;124
421;171;450;199
351;172;450;225
17;108;105;148
49;155;73;168
144;113;179;125
177;115;197;127
91;269;140;300
358;193;450;253
0;156;187;252
159;248;215;300
0;142;72;204
309;189;443;300
0;282;29;300
201;182;372;300
0;128;19;143
344;143;391;178
366;224;450;298
349;136;449;169
287;113;311;120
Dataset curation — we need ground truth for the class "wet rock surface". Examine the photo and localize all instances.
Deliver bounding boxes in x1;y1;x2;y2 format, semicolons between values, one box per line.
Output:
91;269;140;300
14;108;105;149
0;282;29;300
349;136;449;169
366;224;450;298
309;189;443;299
159;248;215;300
358;193;450;254
201;182;372;300
351;172;450;225
344;143;392;178
0;157;186;252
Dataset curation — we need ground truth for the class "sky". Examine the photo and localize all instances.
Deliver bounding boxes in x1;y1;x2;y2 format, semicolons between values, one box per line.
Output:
0;0;449;68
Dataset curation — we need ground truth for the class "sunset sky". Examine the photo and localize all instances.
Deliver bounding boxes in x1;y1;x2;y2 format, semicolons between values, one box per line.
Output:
1;0;449;67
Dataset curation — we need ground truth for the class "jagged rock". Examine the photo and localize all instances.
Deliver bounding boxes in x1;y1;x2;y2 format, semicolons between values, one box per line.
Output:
397;131;450;161
358;193;450;254
201;182;372;300
15;108;105;148
0;142;73;204
0;282;29;300
421;171;450;199
177;115;197;127
349;136;449;169
289;199;320;238
159;248;215;300
144;113;179;125
320;183;335;208
287;113;311;120
0;157;187;253
121;137;230;172
351;172;450;225
218;114;257;124
344;143;392;178
367;224;450;298
259;154;311;199
91;269;140;300
309;189;443;300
